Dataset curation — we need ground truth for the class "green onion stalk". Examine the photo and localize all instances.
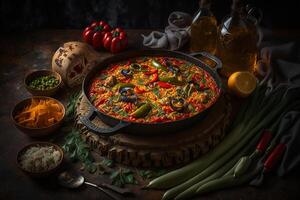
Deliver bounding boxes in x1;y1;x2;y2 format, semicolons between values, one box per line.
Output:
147;85;288;190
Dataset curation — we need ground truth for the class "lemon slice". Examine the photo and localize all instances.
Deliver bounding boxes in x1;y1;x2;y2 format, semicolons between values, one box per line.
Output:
228;71;257;97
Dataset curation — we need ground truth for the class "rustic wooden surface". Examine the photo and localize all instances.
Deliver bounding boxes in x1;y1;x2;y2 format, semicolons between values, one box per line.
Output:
76;93;231;168
1;29;300;200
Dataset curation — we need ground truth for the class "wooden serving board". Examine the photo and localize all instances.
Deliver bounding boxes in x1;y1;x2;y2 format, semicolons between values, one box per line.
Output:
75;93;232;168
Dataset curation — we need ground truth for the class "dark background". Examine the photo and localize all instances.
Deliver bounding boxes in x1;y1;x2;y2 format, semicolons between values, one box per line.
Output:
0;0;300;32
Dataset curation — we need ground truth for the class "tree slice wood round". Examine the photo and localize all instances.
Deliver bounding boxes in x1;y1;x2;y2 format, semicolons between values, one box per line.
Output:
75;93;232;168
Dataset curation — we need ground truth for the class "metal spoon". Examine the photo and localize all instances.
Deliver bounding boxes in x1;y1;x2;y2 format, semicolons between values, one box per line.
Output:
58;171;133;200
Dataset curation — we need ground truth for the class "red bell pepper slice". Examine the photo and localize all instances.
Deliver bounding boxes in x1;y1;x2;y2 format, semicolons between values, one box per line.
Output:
152;116;165;123
120;77;131;83
163;106;173;114
148;72;158;84
95;98;106;107
124;103;133;112
157;81;173;88
144;69;158;75
134;86;147;94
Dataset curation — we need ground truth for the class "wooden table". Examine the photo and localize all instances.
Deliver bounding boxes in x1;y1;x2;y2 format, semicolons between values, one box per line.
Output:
0;29;299;200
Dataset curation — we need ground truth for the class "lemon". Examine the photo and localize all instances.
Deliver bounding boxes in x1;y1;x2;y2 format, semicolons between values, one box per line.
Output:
228;71;257;97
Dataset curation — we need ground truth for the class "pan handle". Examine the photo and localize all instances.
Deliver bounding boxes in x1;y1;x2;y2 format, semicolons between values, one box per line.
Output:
80;108;130;136
190;52;222;72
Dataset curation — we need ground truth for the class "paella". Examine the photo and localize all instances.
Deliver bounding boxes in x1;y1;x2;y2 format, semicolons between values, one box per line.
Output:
88;56;220;123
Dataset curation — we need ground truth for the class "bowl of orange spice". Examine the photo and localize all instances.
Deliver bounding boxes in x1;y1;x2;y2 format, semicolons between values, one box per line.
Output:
11;96;65;137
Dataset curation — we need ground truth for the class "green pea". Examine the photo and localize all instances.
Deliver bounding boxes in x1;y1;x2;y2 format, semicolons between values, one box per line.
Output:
29;75;59;90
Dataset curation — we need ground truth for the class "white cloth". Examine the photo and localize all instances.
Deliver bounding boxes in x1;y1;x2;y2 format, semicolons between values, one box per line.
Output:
142;11;192;50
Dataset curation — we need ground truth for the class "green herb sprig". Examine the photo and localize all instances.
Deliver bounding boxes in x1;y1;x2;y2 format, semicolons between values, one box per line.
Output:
110;168;138;187
62;128;96;173
139;169;167;180
65;91;81;121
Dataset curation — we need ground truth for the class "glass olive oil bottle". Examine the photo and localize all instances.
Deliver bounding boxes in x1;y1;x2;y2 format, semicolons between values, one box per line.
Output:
217;0;259;77
190;0;218;54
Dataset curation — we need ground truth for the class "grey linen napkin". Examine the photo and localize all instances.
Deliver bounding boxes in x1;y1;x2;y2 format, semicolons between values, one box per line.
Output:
142;11;192;50
250;42;300;186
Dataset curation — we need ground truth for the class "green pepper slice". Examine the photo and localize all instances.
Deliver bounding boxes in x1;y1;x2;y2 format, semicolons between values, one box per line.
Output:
151;60;168;72
159;76;185;86
131;103;152;118
112;83;135;91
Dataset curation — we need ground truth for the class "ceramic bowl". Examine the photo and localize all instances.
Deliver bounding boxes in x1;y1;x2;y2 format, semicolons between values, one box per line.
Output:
11;96;65;137
16;142;64;178
24;70;62;96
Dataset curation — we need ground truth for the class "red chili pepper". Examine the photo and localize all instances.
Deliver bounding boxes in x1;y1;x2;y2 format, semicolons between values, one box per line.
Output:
144;69;158;75
103;28;127;53
157;81;173;88
134;86;147;94
264;143;286;172
256;130;272;153
148;72;158;83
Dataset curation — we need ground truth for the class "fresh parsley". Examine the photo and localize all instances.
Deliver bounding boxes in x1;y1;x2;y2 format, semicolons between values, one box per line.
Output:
138;169;167;180
65;91;81;121
62;128;96;173
101;159;114;168
110;168;138;187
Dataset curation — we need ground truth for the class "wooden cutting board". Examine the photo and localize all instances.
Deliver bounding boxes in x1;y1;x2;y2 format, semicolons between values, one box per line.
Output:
75;93;232;168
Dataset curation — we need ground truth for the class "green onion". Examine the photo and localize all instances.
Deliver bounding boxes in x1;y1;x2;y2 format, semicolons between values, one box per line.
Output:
147;85;288;189
195;169;260;196
163;129;260;200
172;101;300;200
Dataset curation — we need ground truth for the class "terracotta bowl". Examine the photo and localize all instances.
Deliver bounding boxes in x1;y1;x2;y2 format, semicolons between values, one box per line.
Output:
24;70;62;96
16;142;64;178
11;96;65;137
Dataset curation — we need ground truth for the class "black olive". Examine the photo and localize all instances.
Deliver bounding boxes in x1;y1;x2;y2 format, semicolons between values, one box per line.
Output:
121;69;133;78
170;97;187;112
120;95;137;103
130;63;142;71
119;87;137;103
166;61;180;74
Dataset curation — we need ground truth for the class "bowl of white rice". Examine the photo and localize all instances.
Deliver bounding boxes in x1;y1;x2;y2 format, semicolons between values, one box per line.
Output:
17;142;64;177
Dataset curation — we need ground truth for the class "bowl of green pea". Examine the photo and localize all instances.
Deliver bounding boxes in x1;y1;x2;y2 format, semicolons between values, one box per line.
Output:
25;70;62;96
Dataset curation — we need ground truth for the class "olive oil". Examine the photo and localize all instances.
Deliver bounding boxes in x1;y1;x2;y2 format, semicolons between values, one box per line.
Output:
217;0;259;77
190;0;217;54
